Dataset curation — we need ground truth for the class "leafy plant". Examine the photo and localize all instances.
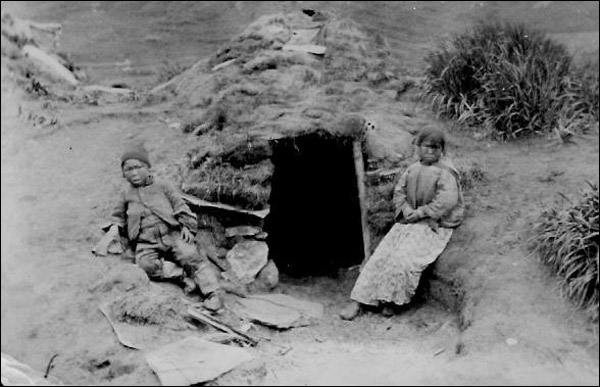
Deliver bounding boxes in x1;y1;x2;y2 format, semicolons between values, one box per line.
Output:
424;21;597;140
528;181;599;321
453;157;488;191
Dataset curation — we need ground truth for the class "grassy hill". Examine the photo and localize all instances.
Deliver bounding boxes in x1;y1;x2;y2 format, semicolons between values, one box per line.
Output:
2;1;597;87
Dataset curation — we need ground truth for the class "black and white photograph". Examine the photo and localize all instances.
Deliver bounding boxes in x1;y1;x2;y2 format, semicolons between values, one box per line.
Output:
1;1;598;385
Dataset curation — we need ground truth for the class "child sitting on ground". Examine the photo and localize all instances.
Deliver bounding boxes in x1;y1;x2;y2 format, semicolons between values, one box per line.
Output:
340;127;465;320
101;144;224;311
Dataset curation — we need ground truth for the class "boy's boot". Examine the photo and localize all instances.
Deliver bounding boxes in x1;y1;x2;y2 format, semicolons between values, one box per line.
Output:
203;291;224;312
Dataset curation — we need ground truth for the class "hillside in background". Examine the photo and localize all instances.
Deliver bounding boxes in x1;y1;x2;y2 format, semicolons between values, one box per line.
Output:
2;1;598;88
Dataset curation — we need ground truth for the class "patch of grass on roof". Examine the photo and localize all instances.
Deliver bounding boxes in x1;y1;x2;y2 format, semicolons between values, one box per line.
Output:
182;160;273;210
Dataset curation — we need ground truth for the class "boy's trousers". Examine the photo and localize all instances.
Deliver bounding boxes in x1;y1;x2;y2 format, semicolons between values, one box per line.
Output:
134;223;221;296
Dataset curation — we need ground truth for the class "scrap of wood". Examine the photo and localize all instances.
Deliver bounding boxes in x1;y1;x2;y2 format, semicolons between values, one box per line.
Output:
281;44;326;55
211;58;236;72
187;306;258;347
433;347;446;356
98;304;140;350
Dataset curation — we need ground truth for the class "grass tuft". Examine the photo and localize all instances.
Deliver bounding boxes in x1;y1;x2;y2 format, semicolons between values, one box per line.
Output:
528;181;599;322
424;20;598;140
182;160;273;210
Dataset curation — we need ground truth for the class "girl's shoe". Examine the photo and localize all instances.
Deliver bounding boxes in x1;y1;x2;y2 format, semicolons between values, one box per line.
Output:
339;301;361;320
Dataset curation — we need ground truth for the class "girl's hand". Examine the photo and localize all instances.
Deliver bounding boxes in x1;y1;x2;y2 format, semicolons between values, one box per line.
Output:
405;211;421;223
181;226;194;244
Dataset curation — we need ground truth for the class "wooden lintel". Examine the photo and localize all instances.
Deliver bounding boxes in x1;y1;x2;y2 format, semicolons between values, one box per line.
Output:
181;194;269;220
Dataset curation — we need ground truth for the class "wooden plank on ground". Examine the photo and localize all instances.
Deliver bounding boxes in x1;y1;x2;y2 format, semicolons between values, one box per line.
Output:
187;306;259;347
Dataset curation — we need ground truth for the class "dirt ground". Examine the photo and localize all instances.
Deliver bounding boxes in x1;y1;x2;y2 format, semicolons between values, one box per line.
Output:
2;1;599;386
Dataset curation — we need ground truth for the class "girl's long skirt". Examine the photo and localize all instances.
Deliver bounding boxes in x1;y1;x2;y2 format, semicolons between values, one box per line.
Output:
350;222;453;306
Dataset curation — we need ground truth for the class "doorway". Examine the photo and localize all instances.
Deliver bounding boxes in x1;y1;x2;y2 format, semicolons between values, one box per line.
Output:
265;132;365;277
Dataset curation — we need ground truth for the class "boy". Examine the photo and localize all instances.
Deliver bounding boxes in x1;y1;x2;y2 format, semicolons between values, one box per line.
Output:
104;144;223;311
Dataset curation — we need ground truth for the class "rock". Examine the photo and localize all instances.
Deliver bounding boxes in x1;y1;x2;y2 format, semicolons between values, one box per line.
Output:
1;352;65;386
22;44;78;85
506;338;518;346
254;231;268;240
225;241;269;284
253;260;279;290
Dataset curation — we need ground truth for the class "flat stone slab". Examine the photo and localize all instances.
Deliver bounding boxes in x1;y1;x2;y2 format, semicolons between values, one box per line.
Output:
145;336;256;386
227;293;323;329
1;352;65;386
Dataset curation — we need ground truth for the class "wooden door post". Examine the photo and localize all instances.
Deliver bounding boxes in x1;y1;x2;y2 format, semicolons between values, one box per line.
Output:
352;140;370;267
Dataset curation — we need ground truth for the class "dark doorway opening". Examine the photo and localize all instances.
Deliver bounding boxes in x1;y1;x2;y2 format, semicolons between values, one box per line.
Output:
265;132;365;277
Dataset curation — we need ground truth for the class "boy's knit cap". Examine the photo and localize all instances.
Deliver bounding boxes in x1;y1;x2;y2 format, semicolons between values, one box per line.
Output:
121;144;151;167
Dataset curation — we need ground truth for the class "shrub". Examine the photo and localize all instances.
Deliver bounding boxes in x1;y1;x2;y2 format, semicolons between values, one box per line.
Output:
424;21;596;140
528;181;599;321
569;59;600;122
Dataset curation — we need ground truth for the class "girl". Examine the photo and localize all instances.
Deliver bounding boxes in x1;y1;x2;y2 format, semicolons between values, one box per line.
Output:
340;128;464;320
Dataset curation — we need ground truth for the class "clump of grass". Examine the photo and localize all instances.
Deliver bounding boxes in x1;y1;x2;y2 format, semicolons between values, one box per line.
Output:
569;59;599;122
208;34;272;69
528;181;599;322
424;20;596;140
452;157;488;191
241;53;306;74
